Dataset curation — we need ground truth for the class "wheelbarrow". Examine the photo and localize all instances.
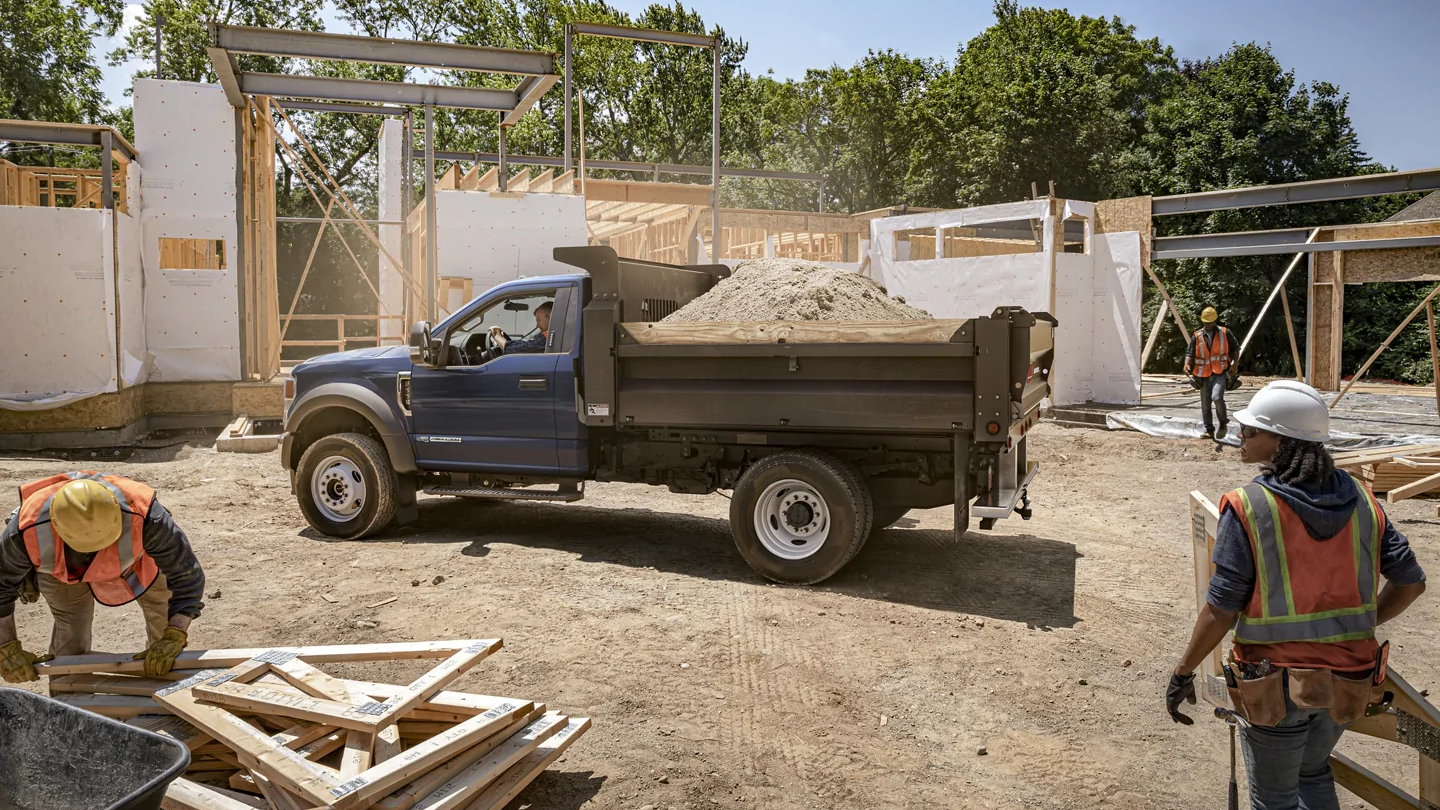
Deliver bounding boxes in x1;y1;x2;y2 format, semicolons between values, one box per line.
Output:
0;687;190;810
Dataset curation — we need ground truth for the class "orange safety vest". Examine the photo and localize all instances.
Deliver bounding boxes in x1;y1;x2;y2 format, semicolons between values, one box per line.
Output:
1221;473;1382;673
1191;327;1232;377
16;472;158;607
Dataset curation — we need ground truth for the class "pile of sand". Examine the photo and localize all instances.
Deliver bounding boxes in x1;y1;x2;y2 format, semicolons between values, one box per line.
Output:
662;258;930;322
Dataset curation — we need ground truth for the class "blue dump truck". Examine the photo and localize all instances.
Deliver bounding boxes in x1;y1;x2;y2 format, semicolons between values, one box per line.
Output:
282;247;1055;584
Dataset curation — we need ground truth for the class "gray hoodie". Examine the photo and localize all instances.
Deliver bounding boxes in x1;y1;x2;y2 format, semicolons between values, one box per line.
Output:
1208;470;1425;612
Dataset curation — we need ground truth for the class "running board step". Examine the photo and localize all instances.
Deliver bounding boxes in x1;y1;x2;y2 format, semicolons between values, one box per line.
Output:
423;483;585;502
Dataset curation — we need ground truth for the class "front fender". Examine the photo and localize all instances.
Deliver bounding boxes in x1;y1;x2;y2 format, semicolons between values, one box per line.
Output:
283;382;417;474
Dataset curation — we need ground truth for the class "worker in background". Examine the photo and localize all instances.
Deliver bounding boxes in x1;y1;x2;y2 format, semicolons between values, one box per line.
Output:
1184;306;1235;441
1166;381;1427;809
0;473;206;682
489;300;552;354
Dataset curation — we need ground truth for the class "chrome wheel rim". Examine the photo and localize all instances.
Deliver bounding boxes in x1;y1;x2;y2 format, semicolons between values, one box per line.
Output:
312;455;367;523
753;478;830;561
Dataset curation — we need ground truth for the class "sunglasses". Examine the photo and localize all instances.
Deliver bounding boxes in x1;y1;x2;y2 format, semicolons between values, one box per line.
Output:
1240;426;1262;439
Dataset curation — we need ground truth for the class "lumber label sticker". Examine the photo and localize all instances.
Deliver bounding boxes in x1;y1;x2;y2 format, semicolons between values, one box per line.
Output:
156;669;225;697
253;649;300;664
463;640;491;654
331;777;367;797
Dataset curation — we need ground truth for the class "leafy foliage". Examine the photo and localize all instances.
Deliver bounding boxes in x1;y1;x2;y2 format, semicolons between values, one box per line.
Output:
4;0;1433;380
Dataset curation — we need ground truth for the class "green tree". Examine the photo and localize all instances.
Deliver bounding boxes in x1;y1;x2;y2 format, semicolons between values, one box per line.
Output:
0;0;124;165
1140;43;1420;380
108;0;323;85
912;0;1175;207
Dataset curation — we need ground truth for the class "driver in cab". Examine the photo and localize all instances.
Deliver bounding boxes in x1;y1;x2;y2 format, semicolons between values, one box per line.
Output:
488;301;551;355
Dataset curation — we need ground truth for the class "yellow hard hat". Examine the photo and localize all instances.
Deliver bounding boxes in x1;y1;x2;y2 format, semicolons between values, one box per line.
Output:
1201;306;1219;323
50;480;123;553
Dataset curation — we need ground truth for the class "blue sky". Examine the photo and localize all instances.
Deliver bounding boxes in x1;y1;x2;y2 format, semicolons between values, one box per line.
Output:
98;0;1439;171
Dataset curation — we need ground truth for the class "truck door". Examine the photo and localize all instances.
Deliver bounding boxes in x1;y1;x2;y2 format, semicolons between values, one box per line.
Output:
409;288;563;473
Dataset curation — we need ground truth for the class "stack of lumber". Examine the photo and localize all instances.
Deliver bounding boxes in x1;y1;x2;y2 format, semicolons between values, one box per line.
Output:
1332;443;1440;502
34;639;589;810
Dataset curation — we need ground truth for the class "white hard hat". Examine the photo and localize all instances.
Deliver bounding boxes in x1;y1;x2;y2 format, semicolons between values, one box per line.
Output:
1234;380;1329;442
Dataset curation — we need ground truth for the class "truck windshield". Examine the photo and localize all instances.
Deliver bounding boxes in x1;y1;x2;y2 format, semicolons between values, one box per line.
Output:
446;291;556;361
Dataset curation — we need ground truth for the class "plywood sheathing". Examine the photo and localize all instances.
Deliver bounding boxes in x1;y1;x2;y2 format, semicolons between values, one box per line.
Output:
231;382;285;419
0;381;266;434
1094;196;1152;269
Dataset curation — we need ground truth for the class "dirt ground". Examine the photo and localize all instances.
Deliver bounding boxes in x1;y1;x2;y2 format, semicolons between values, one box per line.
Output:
3;424;1435;809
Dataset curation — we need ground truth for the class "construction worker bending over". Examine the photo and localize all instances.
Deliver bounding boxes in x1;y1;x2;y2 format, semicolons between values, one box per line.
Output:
0;473;206;682
1167;381;1427;809
1185;306;1235;441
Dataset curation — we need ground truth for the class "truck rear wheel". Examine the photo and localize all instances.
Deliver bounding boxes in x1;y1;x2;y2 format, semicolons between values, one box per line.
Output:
730;450;873;584
296;432;397;540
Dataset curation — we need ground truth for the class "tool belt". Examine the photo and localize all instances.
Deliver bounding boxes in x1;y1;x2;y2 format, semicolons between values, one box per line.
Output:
1226;644;1391;726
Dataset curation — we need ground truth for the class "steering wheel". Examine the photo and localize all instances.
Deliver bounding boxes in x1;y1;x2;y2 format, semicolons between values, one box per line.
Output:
459;332;487;364
485;329;509;357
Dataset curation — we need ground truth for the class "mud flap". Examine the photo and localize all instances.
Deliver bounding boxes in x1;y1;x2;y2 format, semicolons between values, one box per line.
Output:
954;431;970;538
396;474;418;525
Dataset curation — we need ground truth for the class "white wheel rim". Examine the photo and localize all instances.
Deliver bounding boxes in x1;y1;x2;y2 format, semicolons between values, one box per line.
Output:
753;478;830;561
312;455;367;523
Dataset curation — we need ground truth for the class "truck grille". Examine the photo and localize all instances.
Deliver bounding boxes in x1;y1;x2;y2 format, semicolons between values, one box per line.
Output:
639;298;679;322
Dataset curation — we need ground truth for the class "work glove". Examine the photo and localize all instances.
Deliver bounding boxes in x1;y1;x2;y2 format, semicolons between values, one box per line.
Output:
1167;672;1197;725
133;626;188;677
0;640;50;683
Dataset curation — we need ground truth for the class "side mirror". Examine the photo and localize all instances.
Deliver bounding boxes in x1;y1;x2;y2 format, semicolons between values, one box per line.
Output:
409;320;434;366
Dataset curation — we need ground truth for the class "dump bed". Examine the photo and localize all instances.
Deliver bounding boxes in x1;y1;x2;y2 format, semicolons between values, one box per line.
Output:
556;247;1055;437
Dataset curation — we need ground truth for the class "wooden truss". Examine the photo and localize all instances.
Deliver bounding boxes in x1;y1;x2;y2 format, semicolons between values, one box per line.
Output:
42;639;589;810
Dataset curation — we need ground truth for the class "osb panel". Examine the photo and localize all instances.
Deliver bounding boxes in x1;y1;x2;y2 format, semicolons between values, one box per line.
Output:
1343;248;1440;283
0;386;144;433
1329;219;1440;241
144;382;234;415
233;383;284;418
1095;196;1153;269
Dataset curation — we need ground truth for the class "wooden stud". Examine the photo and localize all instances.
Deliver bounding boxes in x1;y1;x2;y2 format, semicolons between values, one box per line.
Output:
1140;300;1168;374
344;639;498;731
1189;492;1226;698
1280;281;1304;380
161;777;268;810
323;699;534;810
1331;251;1346;390
1330;752;1418;810
52;693;168;719
152;671;346;805
1428;302;1439;420
1387;470;1440;503
402;713;566;810
191;679;384;732
38;640;489;676
372;709;546;810
459;718;592;810
127;714;214;751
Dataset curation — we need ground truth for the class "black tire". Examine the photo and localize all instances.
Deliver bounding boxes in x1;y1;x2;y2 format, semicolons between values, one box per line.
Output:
871;507;909;532
730;450;873;584
296;432;397;540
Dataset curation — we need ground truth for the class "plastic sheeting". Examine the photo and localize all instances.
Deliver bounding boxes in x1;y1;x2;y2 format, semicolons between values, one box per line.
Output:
1105;411;1438;451
135;79;241;383
377;118;405;341
435;190;589;296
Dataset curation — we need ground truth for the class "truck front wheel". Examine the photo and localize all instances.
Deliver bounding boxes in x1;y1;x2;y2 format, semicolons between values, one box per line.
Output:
296;432;397;540
730;451;873;584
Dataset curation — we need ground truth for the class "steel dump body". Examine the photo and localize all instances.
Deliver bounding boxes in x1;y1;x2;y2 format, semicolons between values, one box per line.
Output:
560;246;1054;443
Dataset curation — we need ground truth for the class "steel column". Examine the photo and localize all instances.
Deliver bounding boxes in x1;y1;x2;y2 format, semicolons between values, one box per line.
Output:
498;118;508;192
424;104;437;322
563;25;573;173
711;42;720;260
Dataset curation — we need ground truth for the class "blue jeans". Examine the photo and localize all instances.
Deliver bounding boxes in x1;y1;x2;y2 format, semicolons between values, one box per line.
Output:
1240;697;1345;810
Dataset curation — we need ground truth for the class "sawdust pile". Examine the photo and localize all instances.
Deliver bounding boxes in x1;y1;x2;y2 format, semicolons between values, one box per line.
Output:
662;258;931;322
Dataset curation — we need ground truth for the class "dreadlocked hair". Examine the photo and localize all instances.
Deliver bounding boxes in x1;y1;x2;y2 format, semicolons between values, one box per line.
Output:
1263;436;1335;487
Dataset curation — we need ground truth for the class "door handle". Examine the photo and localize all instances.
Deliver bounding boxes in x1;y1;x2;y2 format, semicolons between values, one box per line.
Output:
518;376;548;391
